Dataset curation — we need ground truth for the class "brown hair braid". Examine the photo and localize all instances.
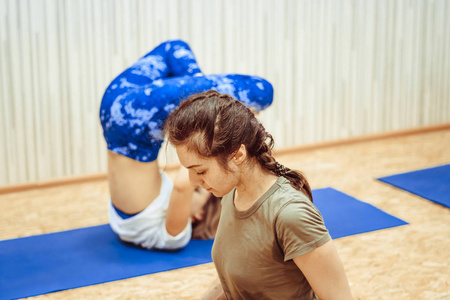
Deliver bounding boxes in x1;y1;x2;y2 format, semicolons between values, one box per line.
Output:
164;90;313;202
252;131;313;201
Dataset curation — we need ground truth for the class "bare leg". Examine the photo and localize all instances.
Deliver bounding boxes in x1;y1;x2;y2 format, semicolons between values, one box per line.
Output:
107;150;162;214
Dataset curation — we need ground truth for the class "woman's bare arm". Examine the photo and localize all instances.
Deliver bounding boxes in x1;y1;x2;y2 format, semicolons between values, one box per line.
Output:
293;239;353;300
165;167;194;236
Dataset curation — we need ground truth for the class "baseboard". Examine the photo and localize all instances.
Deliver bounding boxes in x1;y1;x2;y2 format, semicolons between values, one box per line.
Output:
1;123;449;195
273;123;450;156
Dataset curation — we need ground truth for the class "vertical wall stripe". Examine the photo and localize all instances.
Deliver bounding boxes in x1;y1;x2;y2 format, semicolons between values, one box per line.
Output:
1;0;449;185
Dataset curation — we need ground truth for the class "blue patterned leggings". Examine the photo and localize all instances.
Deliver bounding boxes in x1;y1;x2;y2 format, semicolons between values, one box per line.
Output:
100;40;273;162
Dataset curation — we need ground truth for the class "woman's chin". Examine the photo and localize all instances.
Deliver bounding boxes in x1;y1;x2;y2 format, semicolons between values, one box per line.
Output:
211;190;226;198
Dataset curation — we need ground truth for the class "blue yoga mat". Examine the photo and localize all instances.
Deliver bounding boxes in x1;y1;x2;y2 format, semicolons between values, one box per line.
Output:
378;164;450;208
0;225;214;300
312;187;408;239
0;188;407;300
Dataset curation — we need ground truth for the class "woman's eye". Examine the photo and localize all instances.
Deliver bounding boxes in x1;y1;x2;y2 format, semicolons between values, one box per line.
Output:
196;171;205;175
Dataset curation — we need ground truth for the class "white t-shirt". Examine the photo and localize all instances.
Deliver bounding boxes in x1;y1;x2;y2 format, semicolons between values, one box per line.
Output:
108;172;192;250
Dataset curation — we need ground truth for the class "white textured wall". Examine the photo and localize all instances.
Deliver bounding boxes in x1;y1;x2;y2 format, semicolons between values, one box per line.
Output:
1;0;449;185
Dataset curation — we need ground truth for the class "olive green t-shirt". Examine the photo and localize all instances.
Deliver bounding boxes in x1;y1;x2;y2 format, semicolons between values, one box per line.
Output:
211;176;331;300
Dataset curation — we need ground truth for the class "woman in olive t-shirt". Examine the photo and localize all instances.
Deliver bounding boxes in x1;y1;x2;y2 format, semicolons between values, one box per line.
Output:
165;90;353;300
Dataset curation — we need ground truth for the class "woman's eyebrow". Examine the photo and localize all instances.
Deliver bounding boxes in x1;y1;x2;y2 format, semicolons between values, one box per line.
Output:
187;164;201;169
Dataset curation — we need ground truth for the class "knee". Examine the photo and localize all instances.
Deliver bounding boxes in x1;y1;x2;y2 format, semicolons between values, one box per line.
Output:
166;39;190;48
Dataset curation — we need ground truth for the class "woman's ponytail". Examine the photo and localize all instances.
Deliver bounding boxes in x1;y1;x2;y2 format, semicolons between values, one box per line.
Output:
253;130;313;202
274;162;313;202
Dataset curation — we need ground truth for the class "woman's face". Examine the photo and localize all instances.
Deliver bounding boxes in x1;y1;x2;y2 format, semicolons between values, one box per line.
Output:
190;186;210;221
176;145;240;198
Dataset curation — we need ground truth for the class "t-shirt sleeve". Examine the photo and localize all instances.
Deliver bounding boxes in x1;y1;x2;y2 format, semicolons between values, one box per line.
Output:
276;198;331;261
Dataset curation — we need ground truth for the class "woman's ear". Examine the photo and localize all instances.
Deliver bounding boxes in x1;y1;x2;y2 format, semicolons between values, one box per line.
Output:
233;144;247;165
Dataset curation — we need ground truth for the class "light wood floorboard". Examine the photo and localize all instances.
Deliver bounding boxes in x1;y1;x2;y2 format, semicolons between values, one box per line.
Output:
1;129;449;299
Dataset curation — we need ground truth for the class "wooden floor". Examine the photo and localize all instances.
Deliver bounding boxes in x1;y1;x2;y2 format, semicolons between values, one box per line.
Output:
1;129;449;300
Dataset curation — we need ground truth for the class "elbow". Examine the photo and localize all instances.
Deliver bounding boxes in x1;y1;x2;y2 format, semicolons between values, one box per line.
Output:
166;226;182;237
165;220;190;237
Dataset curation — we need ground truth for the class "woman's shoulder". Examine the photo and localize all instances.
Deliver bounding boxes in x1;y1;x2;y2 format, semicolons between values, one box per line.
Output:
273;177;311;205
270;177;321;220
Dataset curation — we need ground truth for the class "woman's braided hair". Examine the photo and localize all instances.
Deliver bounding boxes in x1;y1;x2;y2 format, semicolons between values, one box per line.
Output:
164;90;313;202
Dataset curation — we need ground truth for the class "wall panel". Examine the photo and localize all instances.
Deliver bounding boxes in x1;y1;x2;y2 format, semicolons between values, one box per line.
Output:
1;0;449;185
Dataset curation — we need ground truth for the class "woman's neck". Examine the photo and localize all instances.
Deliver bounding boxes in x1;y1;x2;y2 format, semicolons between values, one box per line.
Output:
234;163;278;211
